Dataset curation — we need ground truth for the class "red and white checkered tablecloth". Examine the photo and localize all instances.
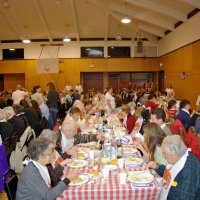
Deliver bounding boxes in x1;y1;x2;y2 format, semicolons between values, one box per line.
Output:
57;165;161;200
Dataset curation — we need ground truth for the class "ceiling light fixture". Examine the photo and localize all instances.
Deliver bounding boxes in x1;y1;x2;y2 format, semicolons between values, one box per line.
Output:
22;38;31;43
121;2;131;24
63;36;71;42
9;48;15;51
121;15;131;24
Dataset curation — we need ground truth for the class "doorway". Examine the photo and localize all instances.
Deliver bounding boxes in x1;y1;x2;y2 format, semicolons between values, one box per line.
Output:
82;72;103;91
3;74;25;91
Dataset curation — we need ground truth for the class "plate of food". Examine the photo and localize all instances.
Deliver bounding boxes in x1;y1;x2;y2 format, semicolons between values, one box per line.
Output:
123;147;138;155
77;152;88;160
88;171;102;180
77;147;90;154
128;171;154;184
67;159;88;168
69;174;89;186
125;156;144;166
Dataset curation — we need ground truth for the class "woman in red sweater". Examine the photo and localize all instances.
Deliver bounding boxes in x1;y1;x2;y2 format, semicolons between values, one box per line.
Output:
120;104;136;134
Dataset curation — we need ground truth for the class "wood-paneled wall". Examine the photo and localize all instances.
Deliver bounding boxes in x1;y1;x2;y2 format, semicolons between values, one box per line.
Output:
0;58;159;91
159;40;200;107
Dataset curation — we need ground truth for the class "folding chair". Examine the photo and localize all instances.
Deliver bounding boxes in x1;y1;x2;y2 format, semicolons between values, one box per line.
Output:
3;169;18;200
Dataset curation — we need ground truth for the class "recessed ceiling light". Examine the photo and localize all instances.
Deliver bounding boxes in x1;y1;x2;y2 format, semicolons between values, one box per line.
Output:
86;48;90;50
9;48;15;51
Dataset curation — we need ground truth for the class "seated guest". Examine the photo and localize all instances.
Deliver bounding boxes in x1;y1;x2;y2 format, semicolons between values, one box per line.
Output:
150;108;172;136
84;101;96;115
12;104;29;128
57;119;103;159
64;106;81;124
147;135;200;200
133;123;167;165
188;105;200;128
16;138;78;200
20;99;40;137
127;102;136;115
39;129;71;186
3;106;26;138
166;99;178;118
145;94;158;113
120;105;136;134
0;109;13;142
37;98;50;121
175;99;191;130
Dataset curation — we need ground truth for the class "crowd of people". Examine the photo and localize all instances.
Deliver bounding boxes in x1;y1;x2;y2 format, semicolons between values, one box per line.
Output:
0;82;200;200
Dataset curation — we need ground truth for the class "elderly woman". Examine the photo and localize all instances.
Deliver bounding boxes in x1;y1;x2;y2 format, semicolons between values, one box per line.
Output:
120;104;136;134
133;123;167;165
16;138;77;200
147;135;200;200
39;129;71;186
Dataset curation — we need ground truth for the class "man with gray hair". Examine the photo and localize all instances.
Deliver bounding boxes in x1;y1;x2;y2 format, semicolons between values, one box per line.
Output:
3;106;26;138
0;109;13;142
12;84;28;104
147;135;200;200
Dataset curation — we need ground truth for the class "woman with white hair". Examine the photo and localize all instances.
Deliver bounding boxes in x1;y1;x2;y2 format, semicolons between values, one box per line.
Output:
16;138;78;200
147;135;200;200
39;129;71;186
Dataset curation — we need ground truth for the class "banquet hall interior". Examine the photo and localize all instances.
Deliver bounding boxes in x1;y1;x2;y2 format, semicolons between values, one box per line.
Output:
0;0;200;200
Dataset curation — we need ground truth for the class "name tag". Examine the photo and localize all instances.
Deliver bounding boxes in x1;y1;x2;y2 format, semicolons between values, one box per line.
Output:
120;136;131;144
172;181;178;187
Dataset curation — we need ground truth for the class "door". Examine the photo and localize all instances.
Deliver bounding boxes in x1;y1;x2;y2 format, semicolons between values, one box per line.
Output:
82;72;103;91
3;74;25;91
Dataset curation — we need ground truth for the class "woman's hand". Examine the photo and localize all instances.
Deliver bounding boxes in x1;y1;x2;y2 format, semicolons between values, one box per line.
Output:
146;161;159;170
67;147;77;158
133;140;143;151
66;169;79;181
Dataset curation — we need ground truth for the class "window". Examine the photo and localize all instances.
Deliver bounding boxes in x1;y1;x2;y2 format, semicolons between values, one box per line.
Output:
2;48;24;59
81;47;104;58
108;46;130;58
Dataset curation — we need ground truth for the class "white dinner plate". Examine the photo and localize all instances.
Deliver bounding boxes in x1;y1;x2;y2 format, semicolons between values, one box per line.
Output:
67;159;88;168
69;174;89;186
128;171;154;184
125;156;144;165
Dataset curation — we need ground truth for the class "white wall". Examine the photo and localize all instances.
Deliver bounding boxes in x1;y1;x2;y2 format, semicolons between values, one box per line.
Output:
158;12;200;56
0;40;157;59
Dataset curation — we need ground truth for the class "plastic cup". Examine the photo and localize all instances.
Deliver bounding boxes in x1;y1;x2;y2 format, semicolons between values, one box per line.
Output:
119;172;127;184
89;150;95;160
118;158;124;169
102;167;110;179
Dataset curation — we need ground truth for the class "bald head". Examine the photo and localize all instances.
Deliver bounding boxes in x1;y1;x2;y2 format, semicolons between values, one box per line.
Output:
16;84;22;90
61;119;77;139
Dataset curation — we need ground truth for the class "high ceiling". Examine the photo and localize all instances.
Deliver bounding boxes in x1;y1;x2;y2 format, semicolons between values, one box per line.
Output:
0;0;199;43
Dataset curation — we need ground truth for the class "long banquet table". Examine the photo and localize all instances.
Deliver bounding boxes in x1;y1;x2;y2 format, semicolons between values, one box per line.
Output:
57;114;161;200
57;166;161;200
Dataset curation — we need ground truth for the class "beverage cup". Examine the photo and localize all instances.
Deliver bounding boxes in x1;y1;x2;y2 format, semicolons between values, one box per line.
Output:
102;166;110;179
118;158;124;169
119;172;127;185
89;150;95;160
